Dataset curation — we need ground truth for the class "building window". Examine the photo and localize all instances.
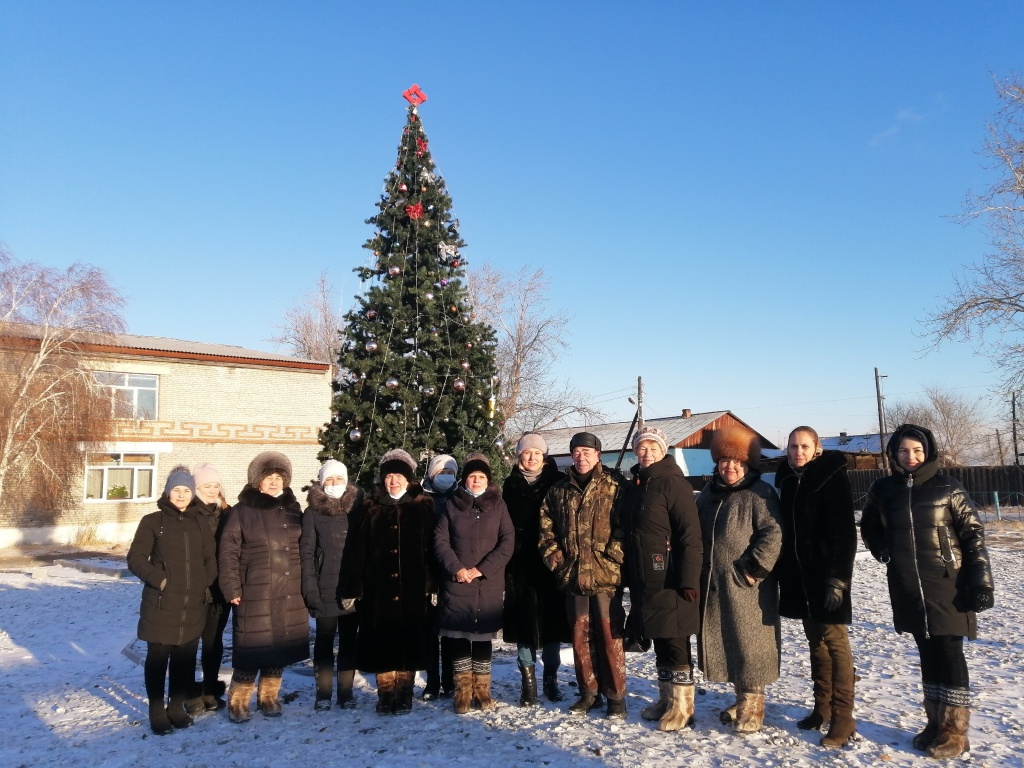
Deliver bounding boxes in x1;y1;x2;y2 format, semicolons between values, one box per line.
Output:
84;452;156;501
94;372;158;420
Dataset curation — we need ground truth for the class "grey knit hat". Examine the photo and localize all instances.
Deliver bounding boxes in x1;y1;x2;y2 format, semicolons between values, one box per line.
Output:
163;464;195;496
515;433;548;456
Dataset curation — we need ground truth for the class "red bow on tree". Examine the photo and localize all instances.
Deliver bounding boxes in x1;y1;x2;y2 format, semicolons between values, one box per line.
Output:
416;137;428;156
405;203;424;220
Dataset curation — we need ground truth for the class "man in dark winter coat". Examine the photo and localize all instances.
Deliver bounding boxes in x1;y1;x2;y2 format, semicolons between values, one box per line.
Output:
861;423;995;759
539;432;628;719
774;426;858;747
503;433;569;706
219;451;308;724
623;426;702;732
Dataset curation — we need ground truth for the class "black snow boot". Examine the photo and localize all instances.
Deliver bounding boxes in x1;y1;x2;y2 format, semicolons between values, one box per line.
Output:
148;700;173;736
519;664;538;707
166;695;194;729
543;672;564;702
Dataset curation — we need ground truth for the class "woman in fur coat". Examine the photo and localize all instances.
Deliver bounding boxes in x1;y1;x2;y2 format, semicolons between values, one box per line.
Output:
127;466;217;735
774;427;858;747
339;449;437;715
300;459;363;711
435;453;514;714
696;427;782;735
219;452;308;723
861;423;994;759
501;433;569;707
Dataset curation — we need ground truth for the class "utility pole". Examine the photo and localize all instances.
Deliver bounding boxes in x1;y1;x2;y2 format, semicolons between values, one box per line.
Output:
1013;392;1020;466
636;375;644;429
875;367;889;476
995;429;1006;466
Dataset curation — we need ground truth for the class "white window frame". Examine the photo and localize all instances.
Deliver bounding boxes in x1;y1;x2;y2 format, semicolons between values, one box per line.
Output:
93;371;159;420
84;451;158;502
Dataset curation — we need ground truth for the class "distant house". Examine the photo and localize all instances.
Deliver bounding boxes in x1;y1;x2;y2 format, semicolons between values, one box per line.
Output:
535;409;777;477
763;431;884;470
0;329;332;547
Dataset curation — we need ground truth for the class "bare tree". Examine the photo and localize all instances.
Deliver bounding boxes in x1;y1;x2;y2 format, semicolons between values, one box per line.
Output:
468;264;604;436
884;385;992;466
269;271;343;377
926;73;1024;389
0;247;125;510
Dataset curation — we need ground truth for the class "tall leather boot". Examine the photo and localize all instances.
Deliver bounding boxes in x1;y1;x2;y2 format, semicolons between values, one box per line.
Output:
641;668;671;721
913;698;941;750
519;664;538;707
257;675;283;717
798;640;833;730
734;687;766;734
658;667;695;732
375;671;397;715
820;654;856;747
542;671;564;702
227;679;255;724
314;665;334;712
453;671;474;715
337;669;356;709
927;704;970;759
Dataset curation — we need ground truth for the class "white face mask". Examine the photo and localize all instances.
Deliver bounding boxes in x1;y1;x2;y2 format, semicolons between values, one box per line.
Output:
323;483;346;499
432;474;456;491
388;491;406;500
467;486;486;498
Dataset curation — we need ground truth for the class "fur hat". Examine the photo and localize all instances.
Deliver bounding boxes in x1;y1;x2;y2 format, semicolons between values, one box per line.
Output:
570;432;602;452
426;454;458;479
318;459;348;486
632;426;668;454
461;452;492;482
247;451;292;488
515;433;548;456
192;463;222;489
379;448;418;484
163;464;195;496
710;426;761;469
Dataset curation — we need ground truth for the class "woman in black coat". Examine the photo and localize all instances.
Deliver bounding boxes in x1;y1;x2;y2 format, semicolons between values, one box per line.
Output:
502;433;569;706
421;454;460;699
127;466;217;735
300;459;362;711
219;452;308;724
339;449;437;715
861;423;995;759
774;427;857;747
435;453;514;714
622;426;702;732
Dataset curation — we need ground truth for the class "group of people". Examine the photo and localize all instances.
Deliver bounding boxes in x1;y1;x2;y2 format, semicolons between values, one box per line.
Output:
127;421;994;760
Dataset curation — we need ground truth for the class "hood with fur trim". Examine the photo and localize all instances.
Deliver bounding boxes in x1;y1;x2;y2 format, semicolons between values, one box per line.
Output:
305;482;361;516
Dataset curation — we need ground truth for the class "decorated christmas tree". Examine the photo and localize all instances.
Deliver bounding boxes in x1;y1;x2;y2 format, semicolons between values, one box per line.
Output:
320;85;504;486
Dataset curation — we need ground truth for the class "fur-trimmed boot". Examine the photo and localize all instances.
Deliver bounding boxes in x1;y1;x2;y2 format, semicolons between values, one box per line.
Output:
166;694;194;729
227;679;255;723
543;671;564;702
337;669;356;709
641;668;671;721
913;699;941;750
375;671;397;715
314;665;334;712
473;672;495;711
148;700;173;735
257;675;283;717
659;668;696;732
453;671;474;715
393;671;414;714
202;679;227;711
927;705;970;759
734;688;766;734
519;664;538;707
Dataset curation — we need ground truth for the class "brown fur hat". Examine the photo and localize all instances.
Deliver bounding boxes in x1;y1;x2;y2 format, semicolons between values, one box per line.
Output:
710;426;761;469
378;448;418;484
248;451;292;488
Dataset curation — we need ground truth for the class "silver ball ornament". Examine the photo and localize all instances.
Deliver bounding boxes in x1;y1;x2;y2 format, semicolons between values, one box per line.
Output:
385;377;400;390
364;341;379;353
348;428;363;442
453;378;466;392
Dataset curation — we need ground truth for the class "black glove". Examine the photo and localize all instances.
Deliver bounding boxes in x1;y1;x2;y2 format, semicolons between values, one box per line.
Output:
971;587;994;613
823;578;847;612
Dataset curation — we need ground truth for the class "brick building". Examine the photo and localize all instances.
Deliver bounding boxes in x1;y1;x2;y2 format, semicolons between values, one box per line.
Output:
0;330;332;547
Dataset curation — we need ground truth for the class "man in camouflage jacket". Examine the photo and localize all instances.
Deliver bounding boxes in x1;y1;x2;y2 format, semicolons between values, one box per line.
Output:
539;432;628;718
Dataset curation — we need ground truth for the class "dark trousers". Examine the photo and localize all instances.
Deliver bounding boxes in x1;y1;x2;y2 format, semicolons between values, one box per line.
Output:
653;636;693;670
442;637;492;674
914;633;970;706
199;602;230;689
145;638;200;703
803;618;855;716
568;591;626;700
313;613;359;670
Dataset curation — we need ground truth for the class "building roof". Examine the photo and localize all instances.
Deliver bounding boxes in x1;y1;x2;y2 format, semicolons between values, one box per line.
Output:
821;432;882;453
0;323;329;371
536;410;776;456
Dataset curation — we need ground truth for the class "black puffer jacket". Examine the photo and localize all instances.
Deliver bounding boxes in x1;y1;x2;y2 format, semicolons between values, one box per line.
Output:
861;424;994;639
435;485;514;635
193;498;230;605
127;497;217;645
339;484;437;672
502;460;570;646
300;482;362;619
774;450;856;624
623;454;702;639
219;486;308;669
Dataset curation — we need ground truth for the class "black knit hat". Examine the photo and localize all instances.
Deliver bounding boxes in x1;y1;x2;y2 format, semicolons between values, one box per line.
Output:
461;452;492;482
570;432;602;452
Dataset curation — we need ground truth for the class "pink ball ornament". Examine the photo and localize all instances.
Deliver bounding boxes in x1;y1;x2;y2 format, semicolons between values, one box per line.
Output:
453;378;466;392
388;266;401;277
365;341;379;353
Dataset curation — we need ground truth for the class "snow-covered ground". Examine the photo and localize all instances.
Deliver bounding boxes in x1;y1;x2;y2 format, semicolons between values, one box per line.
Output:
1;541;1021;768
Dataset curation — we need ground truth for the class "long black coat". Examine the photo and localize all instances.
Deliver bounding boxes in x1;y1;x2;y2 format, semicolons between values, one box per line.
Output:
774;450;856;624
623;454;702;639
861;424;994;640
193;498;229;605
339;485;437;672
299;483;362;619
502;460;570;646
219;486;309;669
435;485;514;635
128;497;217;645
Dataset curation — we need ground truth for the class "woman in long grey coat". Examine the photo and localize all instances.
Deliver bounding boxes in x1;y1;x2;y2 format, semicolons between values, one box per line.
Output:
696;427;782;734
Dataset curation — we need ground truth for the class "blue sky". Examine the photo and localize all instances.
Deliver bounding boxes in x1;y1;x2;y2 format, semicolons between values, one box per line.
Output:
3;2;1023;445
